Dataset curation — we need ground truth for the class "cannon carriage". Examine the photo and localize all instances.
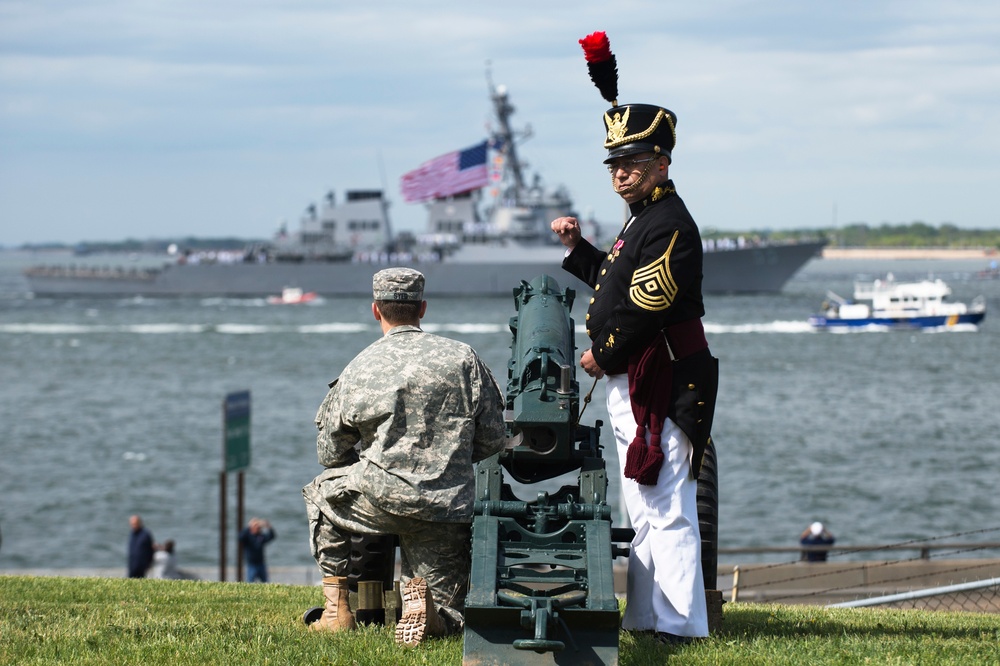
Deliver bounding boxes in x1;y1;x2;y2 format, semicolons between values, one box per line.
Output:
462;274;719;665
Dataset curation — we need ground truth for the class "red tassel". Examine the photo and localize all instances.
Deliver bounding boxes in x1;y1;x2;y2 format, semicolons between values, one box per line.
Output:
623;425;647;480
579;31;612;63
634;437;664;486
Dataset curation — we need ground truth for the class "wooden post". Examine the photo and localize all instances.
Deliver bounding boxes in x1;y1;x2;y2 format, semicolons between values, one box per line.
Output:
219;471;227;582
236;471;245;582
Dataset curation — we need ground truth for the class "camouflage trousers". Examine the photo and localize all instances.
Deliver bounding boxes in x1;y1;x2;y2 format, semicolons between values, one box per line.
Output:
303;469;471;632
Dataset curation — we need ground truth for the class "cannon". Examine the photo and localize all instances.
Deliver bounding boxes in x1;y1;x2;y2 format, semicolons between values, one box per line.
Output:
462;274;721;665
462;275;625;665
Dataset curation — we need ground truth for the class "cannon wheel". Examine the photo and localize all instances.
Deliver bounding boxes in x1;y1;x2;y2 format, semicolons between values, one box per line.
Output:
302;606;323;625
696;438;719;591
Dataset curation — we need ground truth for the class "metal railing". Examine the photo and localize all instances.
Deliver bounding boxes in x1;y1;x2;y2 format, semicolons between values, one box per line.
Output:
827;577;1000;610
721;542;1000;561
722;530;1000;613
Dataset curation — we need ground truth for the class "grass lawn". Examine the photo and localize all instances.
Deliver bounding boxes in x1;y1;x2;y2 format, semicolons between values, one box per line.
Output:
2;575;998;665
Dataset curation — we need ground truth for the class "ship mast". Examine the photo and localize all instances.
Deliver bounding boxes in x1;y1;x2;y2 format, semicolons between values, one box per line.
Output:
479;66;575;246
486;67;531;198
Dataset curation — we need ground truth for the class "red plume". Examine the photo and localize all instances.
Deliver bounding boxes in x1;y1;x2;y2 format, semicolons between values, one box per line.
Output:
579;31;612;63
579;31;618;105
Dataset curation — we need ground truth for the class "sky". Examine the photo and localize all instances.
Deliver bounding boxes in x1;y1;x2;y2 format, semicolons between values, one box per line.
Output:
1;1;999;246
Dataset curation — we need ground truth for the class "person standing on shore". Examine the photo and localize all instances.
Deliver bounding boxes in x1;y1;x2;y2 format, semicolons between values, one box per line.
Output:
550;32;719;643
239;517;276;582
800;522;835;562
127;514;154;578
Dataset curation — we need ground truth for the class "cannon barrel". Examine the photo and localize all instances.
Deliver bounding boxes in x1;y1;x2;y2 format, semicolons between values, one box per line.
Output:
464;275;622;666
502;275;597;484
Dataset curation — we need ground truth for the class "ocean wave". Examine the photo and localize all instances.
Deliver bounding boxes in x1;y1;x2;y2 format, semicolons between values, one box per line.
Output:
705;321;816;334
0;323;104;334
299;323;371;334
127;324;207;334
1;323;208;334
424;323;507;334
199;297;269;307
214;323;275;334
926;323;981;333
822;323;982;334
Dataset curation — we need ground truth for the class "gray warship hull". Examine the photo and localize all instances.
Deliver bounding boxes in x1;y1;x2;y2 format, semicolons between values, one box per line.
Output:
24;80;826;299
23;241;824;297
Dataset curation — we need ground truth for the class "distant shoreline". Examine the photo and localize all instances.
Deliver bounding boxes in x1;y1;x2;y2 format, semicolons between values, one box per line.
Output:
822;247;996;260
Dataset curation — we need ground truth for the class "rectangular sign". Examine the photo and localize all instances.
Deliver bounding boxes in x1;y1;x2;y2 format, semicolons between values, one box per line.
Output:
223;390;251;473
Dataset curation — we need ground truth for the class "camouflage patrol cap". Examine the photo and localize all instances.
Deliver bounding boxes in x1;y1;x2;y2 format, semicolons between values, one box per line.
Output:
372;267;425;302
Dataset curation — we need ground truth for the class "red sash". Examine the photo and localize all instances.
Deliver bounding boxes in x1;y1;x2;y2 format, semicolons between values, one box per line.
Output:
622;318;708;485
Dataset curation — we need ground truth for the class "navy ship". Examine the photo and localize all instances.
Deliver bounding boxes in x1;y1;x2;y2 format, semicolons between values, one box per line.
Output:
23;81;824;298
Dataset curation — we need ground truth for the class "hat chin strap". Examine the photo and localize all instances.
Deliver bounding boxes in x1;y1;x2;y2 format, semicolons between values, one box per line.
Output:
612;157;658;197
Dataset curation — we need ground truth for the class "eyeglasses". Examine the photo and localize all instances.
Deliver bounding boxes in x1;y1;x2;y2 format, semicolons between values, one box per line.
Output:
606;156;658;174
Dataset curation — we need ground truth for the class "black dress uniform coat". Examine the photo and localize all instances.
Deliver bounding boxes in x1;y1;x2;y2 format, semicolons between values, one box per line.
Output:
561;181;718;477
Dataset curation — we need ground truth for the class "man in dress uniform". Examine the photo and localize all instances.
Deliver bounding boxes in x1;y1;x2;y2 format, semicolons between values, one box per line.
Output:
550;31;719;642
302;267;507;647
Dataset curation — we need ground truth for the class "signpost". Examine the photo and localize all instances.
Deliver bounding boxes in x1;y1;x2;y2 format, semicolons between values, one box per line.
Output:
224;390;252;473
220;390;251;582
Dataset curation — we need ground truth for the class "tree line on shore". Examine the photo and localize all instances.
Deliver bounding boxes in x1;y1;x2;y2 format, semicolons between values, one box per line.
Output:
15;237;263;254
706;221;1000;249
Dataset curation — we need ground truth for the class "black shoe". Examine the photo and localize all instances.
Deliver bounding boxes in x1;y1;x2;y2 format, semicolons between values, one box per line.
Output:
656;632;693;645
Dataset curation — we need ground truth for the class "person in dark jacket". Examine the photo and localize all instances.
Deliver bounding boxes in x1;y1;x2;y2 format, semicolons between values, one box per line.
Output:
239;517;276;582
127;514;154;578
549;31;720;642
800;522;836;562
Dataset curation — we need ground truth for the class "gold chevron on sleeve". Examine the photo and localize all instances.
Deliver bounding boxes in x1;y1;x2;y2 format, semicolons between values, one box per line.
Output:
628;231;679;311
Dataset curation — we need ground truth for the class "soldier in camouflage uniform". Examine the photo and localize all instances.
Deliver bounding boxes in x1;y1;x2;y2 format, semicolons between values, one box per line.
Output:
303;267;507;647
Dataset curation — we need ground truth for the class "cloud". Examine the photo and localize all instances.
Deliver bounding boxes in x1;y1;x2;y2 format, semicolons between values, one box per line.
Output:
1;1;999;244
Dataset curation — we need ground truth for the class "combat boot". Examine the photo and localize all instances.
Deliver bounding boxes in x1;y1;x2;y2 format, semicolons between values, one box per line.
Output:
394;576;447;646
311;576;356;632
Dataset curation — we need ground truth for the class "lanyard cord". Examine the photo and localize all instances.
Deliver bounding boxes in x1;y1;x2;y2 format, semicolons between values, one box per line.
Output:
576;376;600;426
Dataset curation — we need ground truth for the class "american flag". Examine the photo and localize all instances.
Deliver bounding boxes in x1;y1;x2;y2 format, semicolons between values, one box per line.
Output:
400;141;489;203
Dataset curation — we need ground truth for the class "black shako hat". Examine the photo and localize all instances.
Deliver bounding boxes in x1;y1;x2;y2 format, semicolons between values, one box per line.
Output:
579;32;678;164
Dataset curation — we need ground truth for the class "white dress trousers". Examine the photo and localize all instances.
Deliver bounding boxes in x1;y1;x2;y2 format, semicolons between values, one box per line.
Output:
606;373;709;637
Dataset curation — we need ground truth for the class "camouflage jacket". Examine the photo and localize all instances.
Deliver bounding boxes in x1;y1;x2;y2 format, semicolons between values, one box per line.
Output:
314;325;506;522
